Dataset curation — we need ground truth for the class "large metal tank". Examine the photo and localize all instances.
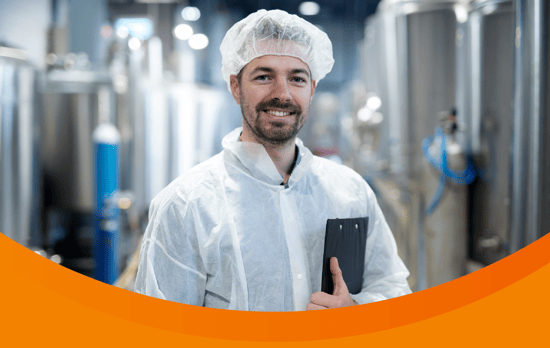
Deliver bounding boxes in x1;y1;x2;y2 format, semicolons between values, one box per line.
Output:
457;0;515;265
41;69;114;213
369;0;463;290
510;0;550;251
40;68;115;275
0;47;41;248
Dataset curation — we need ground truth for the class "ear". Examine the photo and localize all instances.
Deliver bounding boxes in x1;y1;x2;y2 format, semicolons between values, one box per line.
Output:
230;75;241;104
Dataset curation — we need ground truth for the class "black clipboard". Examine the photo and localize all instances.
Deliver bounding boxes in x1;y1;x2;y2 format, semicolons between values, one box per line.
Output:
321;217;368;295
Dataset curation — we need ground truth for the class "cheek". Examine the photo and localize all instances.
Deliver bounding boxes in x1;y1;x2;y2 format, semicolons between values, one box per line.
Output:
244;88;266;108
299;94;313;113
294;87;313;106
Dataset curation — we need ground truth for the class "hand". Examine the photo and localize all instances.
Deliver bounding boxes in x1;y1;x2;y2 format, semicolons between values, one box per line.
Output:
306;257;357;310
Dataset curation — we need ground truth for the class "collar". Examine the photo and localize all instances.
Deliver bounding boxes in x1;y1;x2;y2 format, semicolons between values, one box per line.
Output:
222;127;312;186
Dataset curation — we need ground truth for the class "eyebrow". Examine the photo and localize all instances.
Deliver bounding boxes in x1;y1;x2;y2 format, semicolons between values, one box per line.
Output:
249;66;311;78
250;66;275;75
290;68;310;78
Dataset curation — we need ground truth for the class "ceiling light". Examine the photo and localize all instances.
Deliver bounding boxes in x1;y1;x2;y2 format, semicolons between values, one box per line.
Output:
299;2;320;16
188;34;209;50
116;26;129;39
128;37;142;50
173;24;194;40
181;6;201;21
114;18;153;40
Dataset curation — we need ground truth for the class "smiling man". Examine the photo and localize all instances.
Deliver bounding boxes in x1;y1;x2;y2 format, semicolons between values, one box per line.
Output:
135;9;411;311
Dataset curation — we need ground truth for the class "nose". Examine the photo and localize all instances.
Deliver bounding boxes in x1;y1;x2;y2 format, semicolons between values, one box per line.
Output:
271;77;292;102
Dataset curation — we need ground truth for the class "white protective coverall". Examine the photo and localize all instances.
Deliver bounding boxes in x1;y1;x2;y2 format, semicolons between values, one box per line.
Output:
134;127;411;311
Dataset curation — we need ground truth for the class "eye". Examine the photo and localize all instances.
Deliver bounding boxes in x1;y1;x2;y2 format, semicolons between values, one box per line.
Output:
254;75;269;81
292;76;307;83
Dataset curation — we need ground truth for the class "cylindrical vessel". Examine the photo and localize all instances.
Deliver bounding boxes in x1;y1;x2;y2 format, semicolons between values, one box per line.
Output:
460;0;514;264
41;70;114;213
0;48;41;248
93;123;120;284
511;0;550;251
41;69;116;276
372;0;462;290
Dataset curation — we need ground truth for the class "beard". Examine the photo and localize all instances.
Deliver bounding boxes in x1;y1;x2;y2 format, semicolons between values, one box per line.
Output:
240;96;307;146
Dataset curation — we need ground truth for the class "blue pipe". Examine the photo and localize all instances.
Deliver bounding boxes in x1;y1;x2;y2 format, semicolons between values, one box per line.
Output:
93;123;120;284
422;127;476;215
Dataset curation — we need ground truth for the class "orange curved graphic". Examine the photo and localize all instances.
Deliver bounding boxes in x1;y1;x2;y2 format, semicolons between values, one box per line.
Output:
1;232;549;346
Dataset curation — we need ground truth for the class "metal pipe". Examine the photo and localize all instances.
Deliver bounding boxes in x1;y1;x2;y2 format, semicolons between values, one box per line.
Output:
469;11;482;155
510;0;527;253
526;0;543;245
512;0;550;250
382;11;403;176
417;195;427;291
540;0;550;238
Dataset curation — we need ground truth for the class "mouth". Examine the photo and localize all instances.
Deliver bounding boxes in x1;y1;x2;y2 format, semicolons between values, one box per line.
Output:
263;109;296;117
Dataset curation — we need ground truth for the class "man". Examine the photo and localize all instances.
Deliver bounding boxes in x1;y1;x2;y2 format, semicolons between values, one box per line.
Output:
135;9;411;311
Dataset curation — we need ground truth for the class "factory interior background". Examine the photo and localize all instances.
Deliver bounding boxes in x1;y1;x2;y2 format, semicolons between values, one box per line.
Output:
1;0;549;293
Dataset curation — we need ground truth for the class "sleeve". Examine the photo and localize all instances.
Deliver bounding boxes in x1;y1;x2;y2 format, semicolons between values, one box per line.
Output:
349;186;412;305
134;192;207;305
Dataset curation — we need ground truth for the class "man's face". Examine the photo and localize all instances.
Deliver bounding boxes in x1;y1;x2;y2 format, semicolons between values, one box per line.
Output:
230;55;317;146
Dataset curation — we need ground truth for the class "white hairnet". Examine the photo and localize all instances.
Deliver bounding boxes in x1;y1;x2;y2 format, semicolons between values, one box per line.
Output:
220;9;334;91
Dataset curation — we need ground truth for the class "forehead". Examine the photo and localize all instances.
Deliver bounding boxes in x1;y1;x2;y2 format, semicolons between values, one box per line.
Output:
242;55;311;76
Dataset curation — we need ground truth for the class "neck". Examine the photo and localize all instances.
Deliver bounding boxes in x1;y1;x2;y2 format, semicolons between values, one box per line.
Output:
240;131;297;182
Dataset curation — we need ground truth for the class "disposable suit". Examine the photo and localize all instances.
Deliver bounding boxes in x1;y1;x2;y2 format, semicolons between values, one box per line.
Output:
134;127;412;311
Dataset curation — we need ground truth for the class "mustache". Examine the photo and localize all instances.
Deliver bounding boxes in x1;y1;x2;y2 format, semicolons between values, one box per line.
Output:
255;99;301;114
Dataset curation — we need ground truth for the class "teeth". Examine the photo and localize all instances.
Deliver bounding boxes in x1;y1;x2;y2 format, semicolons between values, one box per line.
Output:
266;110;290;117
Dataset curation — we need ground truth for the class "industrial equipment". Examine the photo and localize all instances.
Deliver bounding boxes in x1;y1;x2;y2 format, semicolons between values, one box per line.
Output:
458;0;515;265
0;46;41;249
41;65;117;276
360;0;463;290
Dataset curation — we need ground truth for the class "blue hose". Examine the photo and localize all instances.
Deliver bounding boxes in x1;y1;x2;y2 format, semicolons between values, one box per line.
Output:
422;127;476;215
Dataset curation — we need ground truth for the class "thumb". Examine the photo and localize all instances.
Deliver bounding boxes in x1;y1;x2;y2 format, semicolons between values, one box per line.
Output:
330;257;349;295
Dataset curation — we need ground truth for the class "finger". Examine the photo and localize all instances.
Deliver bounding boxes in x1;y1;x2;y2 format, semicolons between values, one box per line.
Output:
310;291;341;308
306;302;328;311
330;257;349;295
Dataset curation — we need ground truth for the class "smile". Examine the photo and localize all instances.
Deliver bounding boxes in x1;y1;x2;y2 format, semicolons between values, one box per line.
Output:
264;109;293;117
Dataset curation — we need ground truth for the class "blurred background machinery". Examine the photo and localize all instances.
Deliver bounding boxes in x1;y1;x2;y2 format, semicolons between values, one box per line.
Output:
1;46;41;249
0;0;548;291
351;0;549;290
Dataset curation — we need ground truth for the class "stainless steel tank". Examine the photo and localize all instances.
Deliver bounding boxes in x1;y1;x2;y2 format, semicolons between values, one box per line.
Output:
457;0;515;265
0;46;41;248
41;69;114;213
40;68;118;276
369;0;463;290
510;0;550;251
